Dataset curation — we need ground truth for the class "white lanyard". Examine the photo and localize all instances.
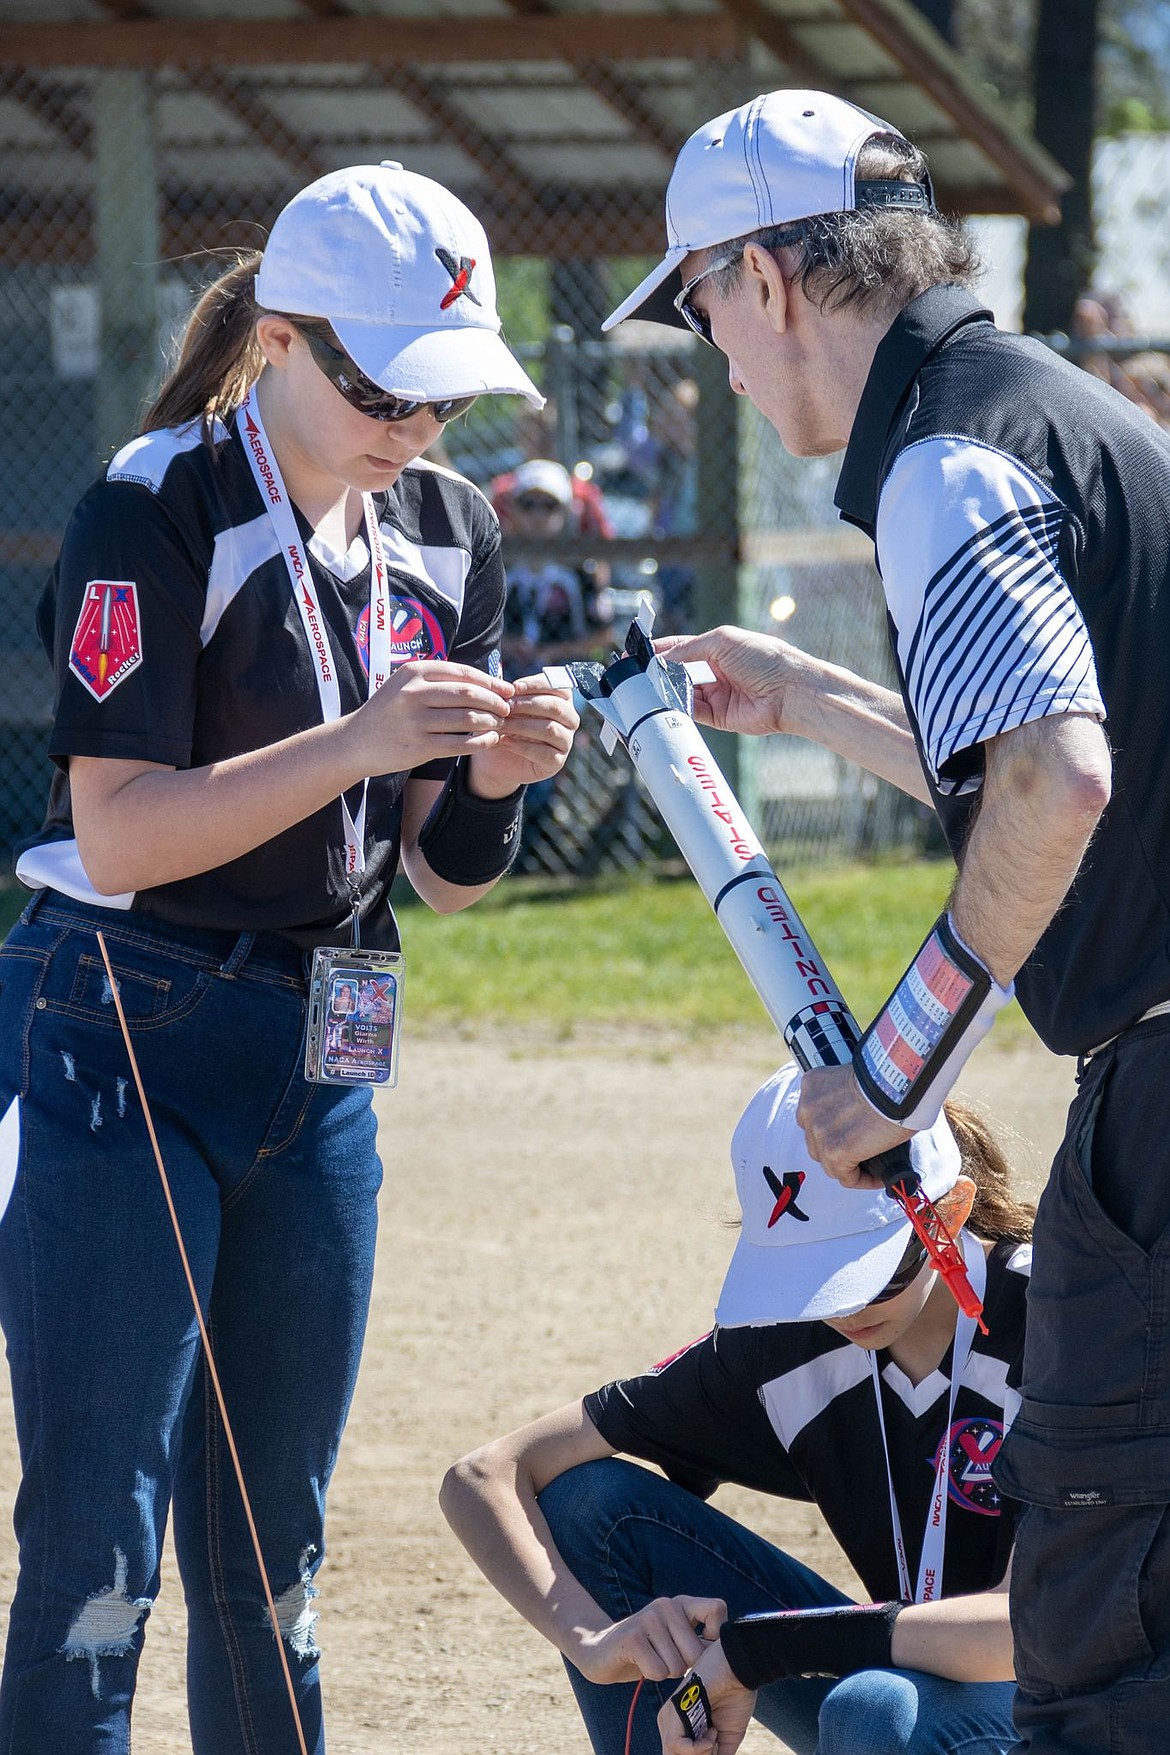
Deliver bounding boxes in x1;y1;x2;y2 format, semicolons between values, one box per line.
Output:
237;393;392;919
868;1231;987;1604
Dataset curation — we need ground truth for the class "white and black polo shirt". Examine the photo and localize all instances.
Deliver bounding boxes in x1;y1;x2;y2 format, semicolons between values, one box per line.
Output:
586;1238;1029;1604
17;418;505;950
835;287;1170;1055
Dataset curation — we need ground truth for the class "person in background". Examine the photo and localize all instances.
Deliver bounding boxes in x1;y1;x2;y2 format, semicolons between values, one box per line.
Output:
491;409;616;544
493;458;612;861
497;458;614;678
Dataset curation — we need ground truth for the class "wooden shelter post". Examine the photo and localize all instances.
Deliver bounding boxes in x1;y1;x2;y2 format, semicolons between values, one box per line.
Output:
93;69;160;461
691;340;749;808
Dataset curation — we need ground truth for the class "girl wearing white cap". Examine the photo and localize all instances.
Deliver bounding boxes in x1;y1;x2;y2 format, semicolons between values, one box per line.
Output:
0;163;574;1752
443;1066;1032;1755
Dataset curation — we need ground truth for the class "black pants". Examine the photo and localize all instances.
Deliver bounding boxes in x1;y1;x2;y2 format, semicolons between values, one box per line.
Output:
995;1016;1170;1752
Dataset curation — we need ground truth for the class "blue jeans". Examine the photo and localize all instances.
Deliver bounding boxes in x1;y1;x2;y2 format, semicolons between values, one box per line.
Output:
0;893;383;1755
539;1459;1016;1755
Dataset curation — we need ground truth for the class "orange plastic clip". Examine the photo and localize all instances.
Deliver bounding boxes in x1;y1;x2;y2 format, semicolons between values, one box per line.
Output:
891;1181;988;1334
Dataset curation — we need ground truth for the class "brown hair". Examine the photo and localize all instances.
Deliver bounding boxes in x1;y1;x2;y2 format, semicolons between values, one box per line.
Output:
142;252;340;440
943;1095;1035;1243
707;133;980;322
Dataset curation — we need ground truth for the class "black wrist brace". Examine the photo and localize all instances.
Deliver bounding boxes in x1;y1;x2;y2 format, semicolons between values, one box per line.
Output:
416;759;525;886
720;1601;905;1688
853;909;1009;1128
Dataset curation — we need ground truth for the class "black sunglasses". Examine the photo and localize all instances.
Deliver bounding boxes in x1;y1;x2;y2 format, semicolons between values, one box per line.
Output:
514;493;564;514
672;248;747;347
866;1234;931;1306
672;227;805;346
299;329;478;424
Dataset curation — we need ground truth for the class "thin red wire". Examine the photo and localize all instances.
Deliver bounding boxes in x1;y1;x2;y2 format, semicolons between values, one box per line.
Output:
96;931;311;1755
626;1676;645;1755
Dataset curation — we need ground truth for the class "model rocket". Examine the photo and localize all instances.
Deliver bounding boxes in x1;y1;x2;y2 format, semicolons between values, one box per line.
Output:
544;604;985;1323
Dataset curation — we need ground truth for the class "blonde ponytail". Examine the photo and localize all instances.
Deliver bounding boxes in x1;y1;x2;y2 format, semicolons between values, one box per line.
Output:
943;1097;1035;1244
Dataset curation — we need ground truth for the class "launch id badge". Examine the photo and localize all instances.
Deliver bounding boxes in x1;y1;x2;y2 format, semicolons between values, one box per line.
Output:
305;947;404;1087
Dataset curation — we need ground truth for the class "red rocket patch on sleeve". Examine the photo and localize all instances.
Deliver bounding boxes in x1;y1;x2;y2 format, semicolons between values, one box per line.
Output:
69;581;143;701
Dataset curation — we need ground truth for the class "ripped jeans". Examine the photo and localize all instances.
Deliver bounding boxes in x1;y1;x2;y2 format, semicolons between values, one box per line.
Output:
0;892;383;1755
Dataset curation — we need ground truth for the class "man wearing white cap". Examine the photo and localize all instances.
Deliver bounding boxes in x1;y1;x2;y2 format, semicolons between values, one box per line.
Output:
610;88;1170;1751
0;161;576;1751
444;1067;1034;1755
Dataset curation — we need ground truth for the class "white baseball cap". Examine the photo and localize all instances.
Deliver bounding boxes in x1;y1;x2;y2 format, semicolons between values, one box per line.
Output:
256;162;543;405
716;1062;962;1327
603;89;925;331
511;459;574;507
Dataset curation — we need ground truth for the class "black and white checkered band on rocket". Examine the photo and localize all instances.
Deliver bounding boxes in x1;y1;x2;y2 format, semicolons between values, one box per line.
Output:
785;999;860;1070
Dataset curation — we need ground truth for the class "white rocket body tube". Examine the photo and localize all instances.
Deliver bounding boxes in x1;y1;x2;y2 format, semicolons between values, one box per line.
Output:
603;665;860;1072
544;609;923;1197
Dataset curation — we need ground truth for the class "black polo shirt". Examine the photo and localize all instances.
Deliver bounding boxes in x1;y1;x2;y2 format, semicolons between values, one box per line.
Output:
835;286;1170;1055
17;419;505;950
587;1237;1029;1605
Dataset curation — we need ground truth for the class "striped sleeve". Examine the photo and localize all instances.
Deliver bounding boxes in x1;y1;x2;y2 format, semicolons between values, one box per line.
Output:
876;436;1105;792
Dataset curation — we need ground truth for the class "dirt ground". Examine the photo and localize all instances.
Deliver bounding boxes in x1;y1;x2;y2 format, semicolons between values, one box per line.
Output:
0;1025;1077;1752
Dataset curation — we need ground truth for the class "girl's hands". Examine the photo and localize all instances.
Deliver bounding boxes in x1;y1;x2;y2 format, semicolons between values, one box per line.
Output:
467;674;579;799
573;1595;727;1687
656;1640;757;1755
348;659;514;778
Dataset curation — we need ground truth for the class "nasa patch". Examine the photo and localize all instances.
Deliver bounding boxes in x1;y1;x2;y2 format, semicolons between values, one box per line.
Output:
69;581;143;701
933;1416;1004;1516
355;595;447;675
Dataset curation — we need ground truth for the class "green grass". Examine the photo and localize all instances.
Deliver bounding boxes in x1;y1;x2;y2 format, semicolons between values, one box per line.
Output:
1;859;1033;1044
393;856;1029;1043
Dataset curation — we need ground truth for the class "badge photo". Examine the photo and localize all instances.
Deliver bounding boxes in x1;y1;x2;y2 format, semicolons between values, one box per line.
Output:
70;580;143;701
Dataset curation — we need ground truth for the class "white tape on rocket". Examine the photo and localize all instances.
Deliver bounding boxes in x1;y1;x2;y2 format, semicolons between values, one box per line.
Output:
0;1096;20;1228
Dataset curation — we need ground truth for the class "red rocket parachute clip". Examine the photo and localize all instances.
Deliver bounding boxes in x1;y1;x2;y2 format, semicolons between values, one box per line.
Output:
891;1180;988;1333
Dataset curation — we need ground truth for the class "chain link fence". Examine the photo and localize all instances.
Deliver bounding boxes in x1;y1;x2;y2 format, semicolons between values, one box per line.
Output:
3;65;1167;882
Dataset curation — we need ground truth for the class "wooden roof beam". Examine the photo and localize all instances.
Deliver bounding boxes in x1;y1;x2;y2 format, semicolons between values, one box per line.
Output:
372;64;540;211
185;66;330;184
0;184;670;263
0;16;742;69
833;0;1066;220
499;0;680;161
710;0;828;86
95;0;330;183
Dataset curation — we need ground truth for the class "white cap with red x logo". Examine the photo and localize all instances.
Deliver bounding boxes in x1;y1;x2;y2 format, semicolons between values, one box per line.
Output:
717;1061;961;1326
256;161;542;404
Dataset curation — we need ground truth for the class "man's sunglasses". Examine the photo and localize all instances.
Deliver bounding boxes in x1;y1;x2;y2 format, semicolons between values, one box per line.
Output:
299;329;478;424
673;230;802;346
672;249;747;347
